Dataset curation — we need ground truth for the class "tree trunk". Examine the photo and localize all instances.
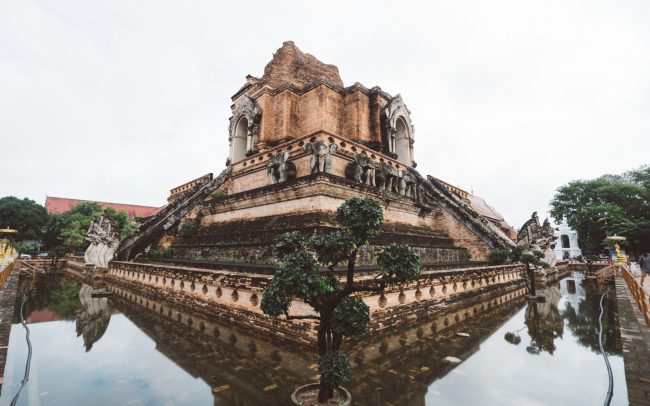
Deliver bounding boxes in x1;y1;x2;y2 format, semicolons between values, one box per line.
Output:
346;250;357;288
317;313;332;403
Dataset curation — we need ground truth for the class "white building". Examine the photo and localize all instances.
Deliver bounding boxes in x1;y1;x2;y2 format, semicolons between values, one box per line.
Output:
554;223;582;260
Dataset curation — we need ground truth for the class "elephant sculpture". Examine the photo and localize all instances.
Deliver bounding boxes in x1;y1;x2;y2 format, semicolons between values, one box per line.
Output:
304;141;337;174
377;163;401;192
267;151;296;184
345;153;376;186
401;170;418;199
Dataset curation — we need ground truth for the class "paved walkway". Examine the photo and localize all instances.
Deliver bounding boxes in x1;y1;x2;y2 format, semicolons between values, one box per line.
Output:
615;275;650;405
0;268;19;396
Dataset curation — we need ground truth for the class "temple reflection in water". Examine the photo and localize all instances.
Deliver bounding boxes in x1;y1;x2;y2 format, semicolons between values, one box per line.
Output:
7;272;624;406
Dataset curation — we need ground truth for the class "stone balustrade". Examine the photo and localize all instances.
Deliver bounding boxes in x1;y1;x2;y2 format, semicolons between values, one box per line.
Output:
106;261;526;345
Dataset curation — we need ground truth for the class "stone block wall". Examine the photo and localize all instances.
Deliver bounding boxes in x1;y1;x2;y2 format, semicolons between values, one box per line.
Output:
106;261;525;347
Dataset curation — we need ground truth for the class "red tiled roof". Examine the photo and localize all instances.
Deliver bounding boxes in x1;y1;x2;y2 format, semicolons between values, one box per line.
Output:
27;309;59;324
45;196;162;219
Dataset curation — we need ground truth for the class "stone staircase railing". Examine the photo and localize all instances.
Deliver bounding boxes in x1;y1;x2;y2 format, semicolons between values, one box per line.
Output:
115;168;230;261
621;265;650;326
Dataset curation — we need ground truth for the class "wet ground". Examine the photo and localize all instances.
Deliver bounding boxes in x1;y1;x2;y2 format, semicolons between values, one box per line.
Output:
0;271;627;405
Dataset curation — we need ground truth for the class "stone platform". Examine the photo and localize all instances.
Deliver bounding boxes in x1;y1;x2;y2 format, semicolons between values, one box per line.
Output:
615;275;650;405
105;261;526;347
0;264;19;396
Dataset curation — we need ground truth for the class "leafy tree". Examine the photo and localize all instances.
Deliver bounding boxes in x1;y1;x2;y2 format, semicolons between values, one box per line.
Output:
41;202;136;256
550;165;650;256
42;214;66;252
178;220;199;238
490;245;548;296
261;197;421;403
13;241;40;256
0;196;48;241
489;248;512;265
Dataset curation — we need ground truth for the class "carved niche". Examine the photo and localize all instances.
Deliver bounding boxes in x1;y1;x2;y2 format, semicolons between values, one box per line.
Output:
304;141;337;174
382;94;415;166
267;151;297;184
228;95;262;162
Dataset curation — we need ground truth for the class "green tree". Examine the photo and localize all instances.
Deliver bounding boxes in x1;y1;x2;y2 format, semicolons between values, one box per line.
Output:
0;196;48;241
178;220;199;238
57;201;104;250
550;166;650;256
490;245;548;296
261;197;421;403
42;202;137;256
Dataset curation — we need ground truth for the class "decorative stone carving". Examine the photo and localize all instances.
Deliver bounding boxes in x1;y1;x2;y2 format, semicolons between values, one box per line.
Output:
401;171;418;199
382;94;415;166
303;141;337;174
377;163;401;192
84;215;121;269
267;151;296;184
517;212;557;267
345;153;376;186
228;95;262;162
229;95;261;141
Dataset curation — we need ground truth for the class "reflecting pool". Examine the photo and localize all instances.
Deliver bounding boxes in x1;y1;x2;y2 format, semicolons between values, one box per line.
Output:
0;271;626;405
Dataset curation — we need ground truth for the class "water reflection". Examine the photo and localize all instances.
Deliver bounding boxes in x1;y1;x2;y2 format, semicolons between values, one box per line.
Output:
15;274;83;323
524;286;563;354
562;278;622;355
1;272;626;406
76;285;112;352
13;275;113;352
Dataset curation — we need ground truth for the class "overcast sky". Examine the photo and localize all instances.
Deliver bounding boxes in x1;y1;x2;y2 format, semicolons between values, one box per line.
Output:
2;0;649;228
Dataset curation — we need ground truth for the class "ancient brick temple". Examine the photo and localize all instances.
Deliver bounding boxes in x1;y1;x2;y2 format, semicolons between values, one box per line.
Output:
116;41;514;265
105;42;528;346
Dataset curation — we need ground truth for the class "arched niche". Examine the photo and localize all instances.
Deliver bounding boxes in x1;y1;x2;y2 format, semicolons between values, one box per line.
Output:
395;117;411;165
382;94;415;167
231;117;248;163
561;235;570;249
228;95;261;164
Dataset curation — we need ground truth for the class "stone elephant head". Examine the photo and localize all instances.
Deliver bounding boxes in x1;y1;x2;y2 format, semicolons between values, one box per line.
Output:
267;151;296;184
377;163;401;192
401;170;418;199
344;153;376;186
304;141;337;174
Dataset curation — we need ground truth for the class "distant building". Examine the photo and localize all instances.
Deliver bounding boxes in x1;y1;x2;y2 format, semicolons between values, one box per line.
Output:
553;223;582;259
45;196;162;219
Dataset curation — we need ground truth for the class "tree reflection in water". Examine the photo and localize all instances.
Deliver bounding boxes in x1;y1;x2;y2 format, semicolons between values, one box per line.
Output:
562;280;622;355
504;277;622;357
13;275;113;352
14;274;83;322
